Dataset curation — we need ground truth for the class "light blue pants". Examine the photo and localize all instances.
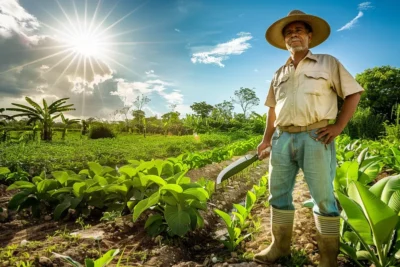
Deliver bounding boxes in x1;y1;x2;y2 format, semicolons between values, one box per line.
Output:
268;128;339;216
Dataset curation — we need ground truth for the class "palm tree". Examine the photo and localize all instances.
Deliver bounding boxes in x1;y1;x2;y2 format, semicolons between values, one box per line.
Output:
7;97;75;141
0;108;13;126
60;113;80;140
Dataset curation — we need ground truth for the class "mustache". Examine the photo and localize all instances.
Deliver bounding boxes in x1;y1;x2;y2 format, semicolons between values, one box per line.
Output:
289;38;301;43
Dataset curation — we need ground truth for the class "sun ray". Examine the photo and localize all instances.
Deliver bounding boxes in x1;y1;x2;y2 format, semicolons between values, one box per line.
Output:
91;1;120;38
88;0;102;33
52;53;80;86
55;0;80;36
72;0;83;35
93;57;106;74
88;57;105;104
94;2;148;39
0;48;73;74
44;50;76;74
102;54;141;78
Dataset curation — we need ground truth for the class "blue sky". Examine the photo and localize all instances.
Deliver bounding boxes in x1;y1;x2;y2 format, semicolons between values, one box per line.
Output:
0;0;398;120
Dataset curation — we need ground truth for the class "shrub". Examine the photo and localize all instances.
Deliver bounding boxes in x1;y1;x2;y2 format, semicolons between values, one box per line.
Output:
88;124;115;139
344;107;385;140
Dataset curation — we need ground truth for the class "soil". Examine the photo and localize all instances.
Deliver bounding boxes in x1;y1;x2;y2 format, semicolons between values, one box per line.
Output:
0;154;358;267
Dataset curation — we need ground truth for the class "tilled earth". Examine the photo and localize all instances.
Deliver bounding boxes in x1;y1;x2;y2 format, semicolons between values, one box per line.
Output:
0;154;356;267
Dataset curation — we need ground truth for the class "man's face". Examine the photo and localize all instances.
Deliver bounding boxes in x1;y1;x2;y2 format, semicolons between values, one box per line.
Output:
283;22;312;53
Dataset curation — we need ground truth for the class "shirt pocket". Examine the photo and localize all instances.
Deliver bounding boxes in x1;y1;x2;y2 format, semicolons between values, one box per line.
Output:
273;74;290;101
303;71;330;96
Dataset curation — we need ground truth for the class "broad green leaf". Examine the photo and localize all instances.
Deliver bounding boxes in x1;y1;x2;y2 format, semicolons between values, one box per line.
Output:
160;184;183;194
52;171;69;186
245;191;256;210
356;250;374;261
133;192;160;221
93;249;120;267
345;151;355;160
7;181;35;191
85;185;104;194
337;191;373;244
54;200;71;220
52;252;81;267
105;184;128;195
161;195;177;206
85;259;94;267
49;187;73;197
32;176;43;185
233;204;248;218
183;187;209;202
161;162;174;177
37;180;58;194
357;147;369;165
144;214;163;229
214;209;232;227
118;166;137;177
88;162;103;176
8;191;30;210
94;175;108;186
145;175;167;187
0;167;10;175
339;243;357;261
164;205;191;236
73;182;86;197
348;181;398;247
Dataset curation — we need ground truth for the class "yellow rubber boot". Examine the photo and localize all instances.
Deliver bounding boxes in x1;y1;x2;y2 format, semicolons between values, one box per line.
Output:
253;207;294;264
314;214;340;267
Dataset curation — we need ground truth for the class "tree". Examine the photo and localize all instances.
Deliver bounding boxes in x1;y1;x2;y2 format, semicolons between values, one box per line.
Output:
231;87;260;118
7;97;75;141
132;94;151;136
190;101;214;118
133;94;151;111
0;108;13;126
213;100;234;121
356;66;400;121
60;113;80;140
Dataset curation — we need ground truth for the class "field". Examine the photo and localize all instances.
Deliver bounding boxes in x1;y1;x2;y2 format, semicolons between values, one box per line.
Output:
1;133;400;267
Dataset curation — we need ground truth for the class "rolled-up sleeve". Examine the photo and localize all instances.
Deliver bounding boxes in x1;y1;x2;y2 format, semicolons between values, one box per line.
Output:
332;59;364;99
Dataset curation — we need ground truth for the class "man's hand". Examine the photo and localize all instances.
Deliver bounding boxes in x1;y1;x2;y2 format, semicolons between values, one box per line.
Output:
315;124;344;144
257;141;271;160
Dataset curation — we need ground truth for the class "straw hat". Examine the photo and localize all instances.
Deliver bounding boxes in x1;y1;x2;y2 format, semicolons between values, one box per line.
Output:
266;10;330;50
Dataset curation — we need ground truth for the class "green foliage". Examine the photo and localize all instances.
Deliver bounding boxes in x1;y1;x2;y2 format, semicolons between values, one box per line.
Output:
344;107;385;139
133;172;210;237
88;124;116;139
338;180;400;267
190;101;214;118
357;66;400;122
231;87;260;118
6;97;75;141
53;249;120;267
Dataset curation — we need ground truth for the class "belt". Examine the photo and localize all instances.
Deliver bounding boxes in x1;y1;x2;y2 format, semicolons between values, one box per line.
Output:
278;120;329;133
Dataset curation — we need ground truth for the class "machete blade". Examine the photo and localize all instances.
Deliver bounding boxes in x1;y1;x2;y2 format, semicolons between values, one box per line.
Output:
216;154;259;185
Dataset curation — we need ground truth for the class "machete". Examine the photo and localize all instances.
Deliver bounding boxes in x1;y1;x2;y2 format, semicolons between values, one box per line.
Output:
216;147;271;185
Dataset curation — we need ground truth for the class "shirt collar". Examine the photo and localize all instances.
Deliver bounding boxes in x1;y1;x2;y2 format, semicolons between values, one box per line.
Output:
285;50;318;66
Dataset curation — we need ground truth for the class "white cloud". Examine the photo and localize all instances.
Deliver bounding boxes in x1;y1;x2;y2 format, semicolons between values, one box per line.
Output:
358;2;373;10
254;68;259;72
191;32;252;67
337;2;373;31
159;90;183;105
175;28;181;33
145;70;158;78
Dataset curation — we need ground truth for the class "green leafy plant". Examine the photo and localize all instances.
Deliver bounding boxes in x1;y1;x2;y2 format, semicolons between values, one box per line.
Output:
214;208;251;251
132;172;210;237
53;249;120;267
338;179;400;267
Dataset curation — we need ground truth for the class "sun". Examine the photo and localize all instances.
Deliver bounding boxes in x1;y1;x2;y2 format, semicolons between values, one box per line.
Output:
66;31;104;58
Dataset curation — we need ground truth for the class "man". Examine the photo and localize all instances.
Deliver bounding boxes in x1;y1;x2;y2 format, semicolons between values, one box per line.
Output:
254;10;364;267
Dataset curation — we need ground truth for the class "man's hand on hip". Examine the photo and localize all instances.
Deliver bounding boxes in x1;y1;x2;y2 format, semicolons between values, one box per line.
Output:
315;124;343;144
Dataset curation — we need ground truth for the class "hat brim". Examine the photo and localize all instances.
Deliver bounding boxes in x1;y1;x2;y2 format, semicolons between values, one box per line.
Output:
266;14;330;50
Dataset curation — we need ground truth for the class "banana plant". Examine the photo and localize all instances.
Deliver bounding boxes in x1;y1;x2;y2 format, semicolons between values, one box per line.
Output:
6;97;75;141
53;249;120;267
338;179;400;267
